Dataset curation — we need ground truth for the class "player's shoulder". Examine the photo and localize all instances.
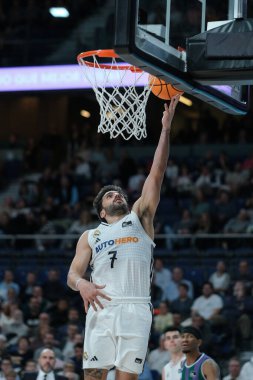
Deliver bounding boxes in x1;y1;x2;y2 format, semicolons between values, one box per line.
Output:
202;356;220;375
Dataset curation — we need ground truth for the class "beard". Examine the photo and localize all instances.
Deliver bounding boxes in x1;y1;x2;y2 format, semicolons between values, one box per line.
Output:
105;202;129;217
182;348;190;353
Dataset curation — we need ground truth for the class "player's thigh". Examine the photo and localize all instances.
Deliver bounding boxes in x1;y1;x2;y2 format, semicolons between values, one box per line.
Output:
115;304;152;374
83;308;116;368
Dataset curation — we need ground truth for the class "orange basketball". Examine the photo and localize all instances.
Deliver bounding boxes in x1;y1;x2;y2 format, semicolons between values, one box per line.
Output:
149;75;184;100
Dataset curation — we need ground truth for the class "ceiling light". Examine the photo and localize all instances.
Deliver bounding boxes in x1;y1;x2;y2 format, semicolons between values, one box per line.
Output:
179;95;192;107
49;7;69;18
80;110;91;118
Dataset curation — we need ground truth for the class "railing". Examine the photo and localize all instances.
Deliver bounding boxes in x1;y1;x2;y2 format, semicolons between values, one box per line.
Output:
0;234;251;284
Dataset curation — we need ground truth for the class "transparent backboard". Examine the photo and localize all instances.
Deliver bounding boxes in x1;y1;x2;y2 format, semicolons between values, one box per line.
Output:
114;0;249;115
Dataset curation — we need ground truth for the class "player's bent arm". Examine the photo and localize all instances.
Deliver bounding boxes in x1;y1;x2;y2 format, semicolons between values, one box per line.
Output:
202;359;220;380
67;231;92;291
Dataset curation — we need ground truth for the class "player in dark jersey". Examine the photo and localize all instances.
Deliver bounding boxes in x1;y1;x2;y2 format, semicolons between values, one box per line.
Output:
180;326;220;380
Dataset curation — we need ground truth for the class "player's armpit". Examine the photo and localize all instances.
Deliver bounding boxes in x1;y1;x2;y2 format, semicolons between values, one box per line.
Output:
84;368;108;380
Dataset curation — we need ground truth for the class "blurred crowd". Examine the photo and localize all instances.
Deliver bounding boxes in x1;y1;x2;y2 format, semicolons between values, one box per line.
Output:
1;256;253;379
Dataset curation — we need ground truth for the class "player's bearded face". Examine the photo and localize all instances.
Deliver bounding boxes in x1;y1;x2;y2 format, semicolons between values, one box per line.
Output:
105;201;129;216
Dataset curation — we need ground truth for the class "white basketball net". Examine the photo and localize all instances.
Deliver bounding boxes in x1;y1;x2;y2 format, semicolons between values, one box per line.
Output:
78;53;152;140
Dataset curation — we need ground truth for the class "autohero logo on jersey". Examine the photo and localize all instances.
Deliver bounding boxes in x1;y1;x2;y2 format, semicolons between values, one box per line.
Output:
95;236;139;253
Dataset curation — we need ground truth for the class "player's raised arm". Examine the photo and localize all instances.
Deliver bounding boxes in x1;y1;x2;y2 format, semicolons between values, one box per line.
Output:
132;95;180;234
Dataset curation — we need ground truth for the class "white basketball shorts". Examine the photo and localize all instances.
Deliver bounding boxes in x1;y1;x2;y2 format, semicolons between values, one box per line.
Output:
82;301;152;374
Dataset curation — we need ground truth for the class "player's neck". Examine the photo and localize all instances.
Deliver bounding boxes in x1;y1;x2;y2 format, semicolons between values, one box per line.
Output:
171;351;184;364
186;351;202;365
105;212;129;224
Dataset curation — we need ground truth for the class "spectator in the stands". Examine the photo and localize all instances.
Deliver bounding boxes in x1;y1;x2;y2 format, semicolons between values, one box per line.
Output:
57;308;83;338
42;270;67;303
232;260;253;294
62;209;96;249
150;275;163;308
0;270;20;302
173;209;195;248
22;297;42;332
32;312;52;349
31;286;50;312
61;324;80;360
70;343;83;379
163;267;194;302
223;208;250;234
212;190;237;231
0;357;16;380
165;158;179;190
195;165;213;195
48;299;69;328
147;334;169;376
0;334;8;358
95;148;118;183
222;281;253;349
33;332;63;361
153;301;173;335
170;283;193;321
153;258;172;297
195;212;214;249
20;272;39;303
176;164;193;194
209;260;231;296
191;282;224;325
190;189;210;219
2;309;29;345
240;354;253;380
58;361;79;380
73;155;91;181
23;359;37;373
225;161;249;196
8;336;33;372
127;165;146;200
223;357;242;380
117;150;137;188
0;303;13;331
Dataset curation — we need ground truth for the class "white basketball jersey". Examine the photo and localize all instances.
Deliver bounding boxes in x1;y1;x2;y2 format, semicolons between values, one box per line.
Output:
87;211;155;299
163;356;186;380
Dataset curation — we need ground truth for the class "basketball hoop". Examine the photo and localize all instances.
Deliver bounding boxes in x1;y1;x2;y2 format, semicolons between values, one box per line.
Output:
77;49;152;140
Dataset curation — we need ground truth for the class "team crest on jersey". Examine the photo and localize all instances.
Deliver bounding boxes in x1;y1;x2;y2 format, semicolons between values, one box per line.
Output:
93;230;101;238
83;352;89;361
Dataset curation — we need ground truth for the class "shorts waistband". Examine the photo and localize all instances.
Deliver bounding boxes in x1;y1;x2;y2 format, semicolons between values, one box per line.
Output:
104;297;151;305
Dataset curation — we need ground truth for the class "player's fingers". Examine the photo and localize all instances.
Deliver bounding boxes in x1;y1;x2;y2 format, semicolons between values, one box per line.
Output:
95;284;106;289
164;103;169;111
84;300;89;314
94;297;104;309
90;300;97;312
97;291;112;301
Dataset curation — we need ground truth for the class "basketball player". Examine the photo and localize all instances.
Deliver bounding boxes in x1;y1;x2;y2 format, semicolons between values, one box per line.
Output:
162;327;185;380
180;326;220;380
67;95;180;380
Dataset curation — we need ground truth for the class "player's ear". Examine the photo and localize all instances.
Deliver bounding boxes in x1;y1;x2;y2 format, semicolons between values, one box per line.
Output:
198;339;202;348
100;209;106;220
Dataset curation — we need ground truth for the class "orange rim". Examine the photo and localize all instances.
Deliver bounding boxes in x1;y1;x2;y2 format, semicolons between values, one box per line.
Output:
77;49;143;72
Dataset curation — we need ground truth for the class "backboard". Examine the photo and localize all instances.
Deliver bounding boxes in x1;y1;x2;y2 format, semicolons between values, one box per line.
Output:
114;0;249;115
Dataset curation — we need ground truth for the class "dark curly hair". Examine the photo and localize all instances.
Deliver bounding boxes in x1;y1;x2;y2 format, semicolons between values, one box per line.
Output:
93;185;128;221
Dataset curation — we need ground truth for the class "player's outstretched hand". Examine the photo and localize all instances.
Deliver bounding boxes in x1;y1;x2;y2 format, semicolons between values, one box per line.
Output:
162;94;180;131
77;280;111;313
